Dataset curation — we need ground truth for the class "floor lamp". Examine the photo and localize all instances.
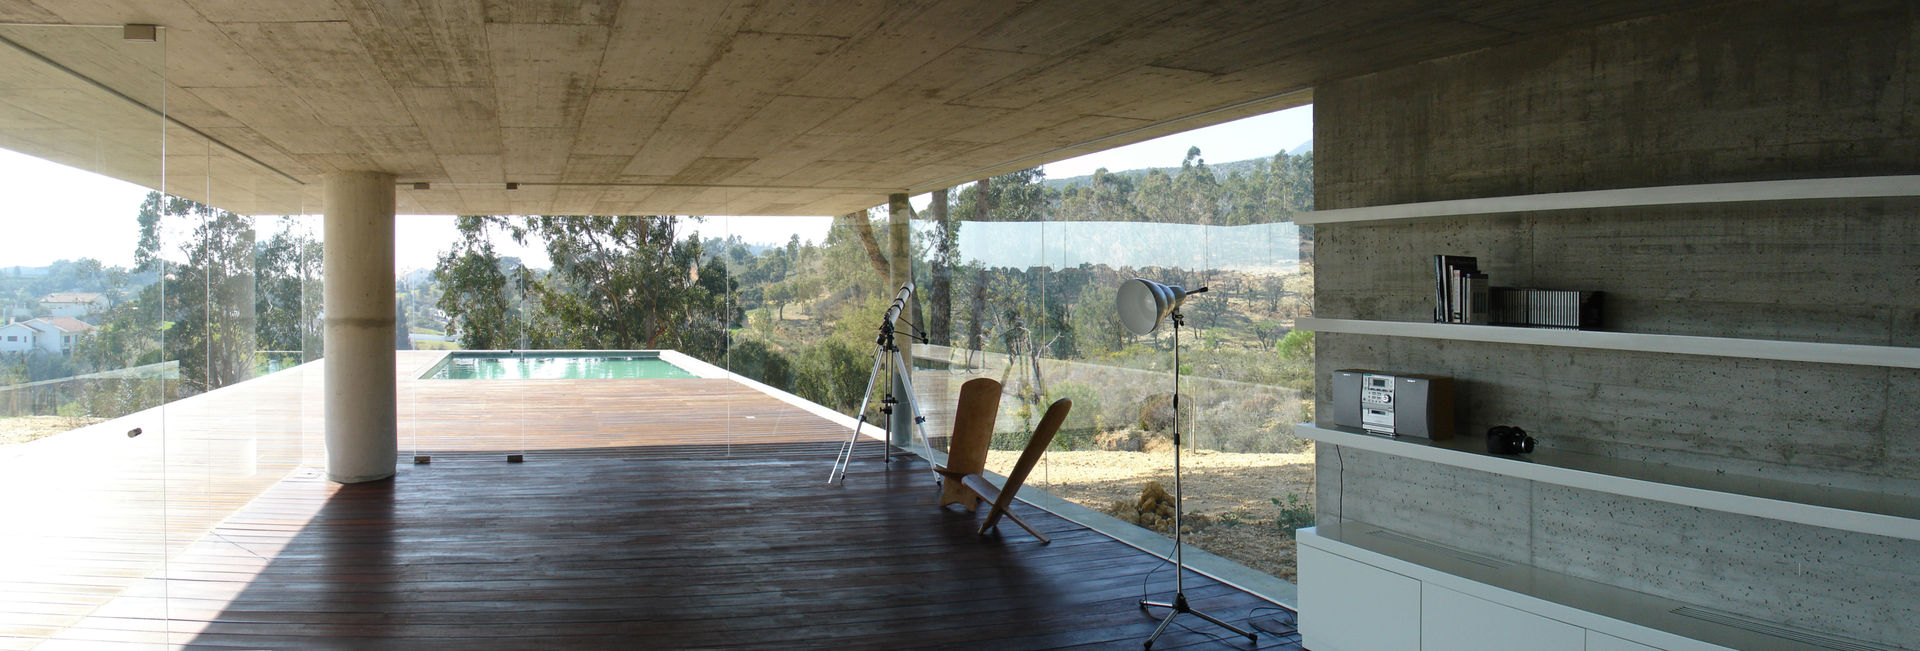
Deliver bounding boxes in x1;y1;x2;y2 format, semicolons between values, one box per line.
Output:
1117;278;1257;649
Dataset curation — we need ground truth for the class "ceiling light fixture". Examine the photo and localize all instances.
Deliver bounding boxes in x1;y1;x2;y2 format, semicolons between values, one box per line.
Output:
122;24;157;43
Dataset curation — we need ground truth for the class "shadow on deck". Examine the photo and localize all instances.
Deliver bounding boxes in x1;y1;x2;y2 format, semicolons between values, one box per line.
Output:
5;351;1299;649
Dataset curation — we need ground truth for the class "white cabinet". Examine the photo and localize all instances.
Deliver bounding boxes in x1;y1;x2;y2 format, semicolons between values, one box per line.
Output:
1298;526;1744;651
1422;584;1583;651
1298;544;1421;651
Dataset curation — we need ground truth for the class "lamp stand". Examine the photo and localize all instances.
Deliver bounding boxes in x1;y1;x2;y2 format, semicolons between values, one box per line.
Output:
1138;310;1257;648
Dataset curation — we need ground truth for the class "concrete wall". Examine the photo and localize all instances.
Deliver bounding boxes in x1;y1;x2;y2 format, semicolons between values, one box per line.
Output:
1312;1;1920;647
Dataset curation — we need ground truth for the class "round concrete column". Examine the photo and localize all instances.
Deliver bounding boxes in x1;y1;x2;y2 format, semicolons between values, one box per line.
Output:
887;193;914;449
323;171;398;483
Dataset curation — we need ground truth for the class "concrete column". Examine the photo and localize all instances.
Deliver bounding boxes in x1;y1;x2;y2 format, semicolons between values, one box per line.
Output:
322;171;397;483
887;192;913;449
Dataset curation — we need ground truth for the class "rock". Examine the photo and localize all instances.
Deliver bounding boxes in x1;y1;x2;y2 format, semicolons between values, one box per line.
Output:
1101;480;1207;534
1095;428;1173;453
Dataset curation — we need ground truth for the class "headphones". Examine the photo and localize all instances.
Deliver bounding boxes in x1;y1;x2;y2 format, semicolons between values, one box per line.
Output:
1486;425;1536;455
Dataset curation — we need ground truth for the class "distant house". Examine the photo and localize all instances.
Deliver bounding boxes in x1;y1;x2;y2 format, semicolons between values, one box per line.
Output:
0;321;35;354
39;292;109;318
0;317;94;355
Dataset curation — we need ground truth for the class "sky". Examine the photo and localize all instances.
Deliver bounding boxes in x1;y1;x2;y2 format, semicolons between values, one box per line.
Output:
0;104;1312;273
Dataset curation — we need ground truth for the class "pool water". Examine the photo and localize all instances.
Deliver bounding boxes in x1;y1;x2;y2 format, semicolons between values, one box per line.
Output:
428;353;698;380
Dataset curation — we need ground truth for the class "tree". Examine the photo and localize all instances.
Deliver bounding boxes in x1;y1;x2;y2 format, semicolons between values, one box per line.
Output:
435;216;522;350
134;192;258;395
728;338;792;388
255;227;322;359
766;282;792;321
394;299;412;350
435;214;733;362
1069;287;1127;356
926;187;956;347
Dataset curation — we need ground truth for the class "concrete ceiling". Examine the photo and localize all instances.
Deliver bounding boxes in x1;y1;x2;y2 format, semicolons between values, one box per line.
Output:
0;0;1708;217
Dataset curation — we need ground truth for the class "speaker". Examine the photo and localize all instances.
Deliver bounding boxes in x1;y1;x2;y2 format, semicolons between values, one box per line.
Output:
1330;370;1366;430
1390;375;1454;440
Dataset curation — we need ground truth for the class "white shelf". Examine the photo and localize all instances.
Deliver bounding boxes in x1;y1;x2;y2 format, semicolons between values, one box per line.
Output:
1297;317;1920;369
1298;423;1920;541
1296;174;1920;225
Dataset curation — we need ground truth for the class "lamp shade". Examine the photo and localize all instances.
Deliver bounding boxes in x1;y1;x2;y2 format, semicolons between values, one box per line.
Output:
1116;278;1188;335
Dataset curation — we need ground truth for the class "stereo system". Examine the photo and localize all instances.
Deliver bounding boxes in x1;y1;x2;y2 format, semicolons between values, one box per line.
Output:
1331;370;1455;439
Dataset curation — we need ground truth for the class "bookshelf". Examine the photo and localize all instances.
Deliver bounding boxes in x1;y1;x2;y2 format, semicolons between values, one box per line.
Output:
1295;317;1920;369
1297;423;1920;541
1295;174;1920;225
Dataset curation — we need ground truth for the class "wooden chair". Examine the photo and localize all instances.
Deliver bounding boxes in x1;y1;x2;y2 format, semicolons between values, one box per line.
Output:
963;398;1072;544
933;377;1002;510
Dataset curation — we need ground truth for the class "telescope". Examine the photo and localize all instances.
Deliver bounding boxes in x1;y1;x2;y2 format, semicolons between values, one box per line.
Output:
881;282;915;328
831;280;936;485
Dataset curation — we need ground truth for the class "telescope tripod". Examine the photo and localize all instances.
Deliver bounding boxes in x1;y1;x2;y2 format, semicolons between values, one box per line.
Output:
828;319;938;485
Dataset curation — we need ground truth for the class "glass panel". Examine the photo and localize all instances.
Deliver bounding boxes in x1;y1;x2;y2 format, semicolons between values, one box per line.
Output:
1018;116;1318;584
153;120;321;643
402;214;525;462
0;24;169;644
878;106;1319;584
721;213;840;461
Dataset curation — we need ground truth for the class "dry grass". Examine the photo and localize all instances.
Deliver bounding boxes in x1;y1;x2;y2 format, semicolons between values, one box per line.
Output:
989;445;1316;581
0;416;102;446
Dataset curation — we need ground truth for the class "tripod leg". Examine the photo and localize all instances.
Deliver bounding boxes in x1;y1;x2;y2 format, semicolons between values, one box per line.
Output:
1143;605;1179;649
830;345;890;484
1184;605;1258;641
890;350;942;484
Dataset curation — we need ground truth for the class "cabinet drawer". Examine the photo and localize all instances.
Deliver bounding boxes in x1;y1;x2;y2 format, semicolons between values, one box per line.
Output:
1422;584;1584;651
1299;544;1421;651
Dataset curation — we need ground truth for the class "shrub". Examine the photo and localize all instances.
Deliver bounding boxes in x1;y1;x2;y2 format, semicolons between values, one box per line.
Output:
1043;381;1104;449
728;338;793;389
1272;492;1314;537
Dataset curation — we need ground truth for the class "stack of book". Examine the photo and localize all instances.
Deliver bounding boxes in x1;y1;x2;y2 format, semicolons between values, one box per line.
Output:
1433;254;1601;329
1433;255;1489;324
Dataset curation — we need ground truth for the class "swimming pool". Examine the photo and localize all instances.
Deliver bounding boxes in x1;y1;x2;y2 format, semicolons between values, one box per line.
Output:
424;352;699;380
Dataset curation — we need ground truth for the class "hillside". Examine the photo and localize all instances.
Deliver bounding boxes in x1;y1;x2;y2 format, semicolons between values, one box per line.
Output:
1043;140;1312;190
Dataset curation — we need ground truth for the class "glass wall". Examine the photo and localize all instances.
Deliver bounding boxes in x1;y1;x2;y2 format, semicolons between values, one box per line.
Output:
693;134;1315;580
905;157;1317;581
161;131;323;581
0;25;326;644
0;24;172;644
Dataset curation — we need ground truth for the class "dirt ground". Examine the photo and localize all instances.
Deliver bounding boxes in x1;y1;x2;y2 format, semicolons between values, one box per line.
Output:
0;416;102;447
988;445;1317;581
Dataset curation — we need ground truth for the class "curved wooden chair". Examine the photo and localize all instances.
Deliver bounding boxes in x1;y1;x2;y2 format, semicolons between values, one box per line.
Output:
934;377;1002;510
965;398;1071;544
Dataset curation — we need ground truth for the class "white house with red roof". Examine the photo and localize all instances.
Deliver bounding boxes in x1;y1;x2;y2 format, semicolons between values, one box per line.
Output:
0;317;94;355
38;292;110;318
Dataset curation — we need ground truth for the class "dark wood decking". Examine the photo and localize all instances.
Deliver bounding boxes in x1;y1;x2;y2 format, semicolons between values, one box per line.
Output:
5;352;1300;649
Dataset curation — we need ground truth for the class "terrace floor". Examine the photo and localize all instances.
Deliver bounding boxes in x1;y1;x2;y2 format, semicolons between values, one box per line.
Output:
3;351;1300;649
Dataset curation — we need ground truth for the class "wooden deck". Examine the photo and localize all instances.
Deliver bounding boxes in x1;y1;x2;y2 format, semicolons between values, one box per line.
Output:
3;351;1299;649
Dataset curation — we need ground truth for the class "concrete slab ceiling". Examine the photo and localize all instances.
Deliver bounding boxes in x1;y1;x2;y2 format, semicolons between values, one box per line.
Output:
0;0;1706;216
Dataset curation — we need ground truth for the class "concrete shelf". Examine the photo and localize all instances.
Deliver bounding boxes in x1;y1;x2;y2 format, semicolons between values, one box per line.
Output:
1297;317;1920;369
1295;174;1920;225
1298;423;1920;541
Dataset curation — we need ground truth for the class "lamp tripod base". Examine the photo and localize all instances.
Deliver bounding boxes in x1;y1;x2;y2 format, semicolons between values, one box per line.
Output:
1139;591;1257;649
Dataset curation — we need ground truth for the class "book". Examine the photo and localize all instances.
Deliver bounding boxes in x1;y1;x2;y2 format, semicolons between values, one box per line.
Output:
1433;255;1478;323
1463;273;1490;324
